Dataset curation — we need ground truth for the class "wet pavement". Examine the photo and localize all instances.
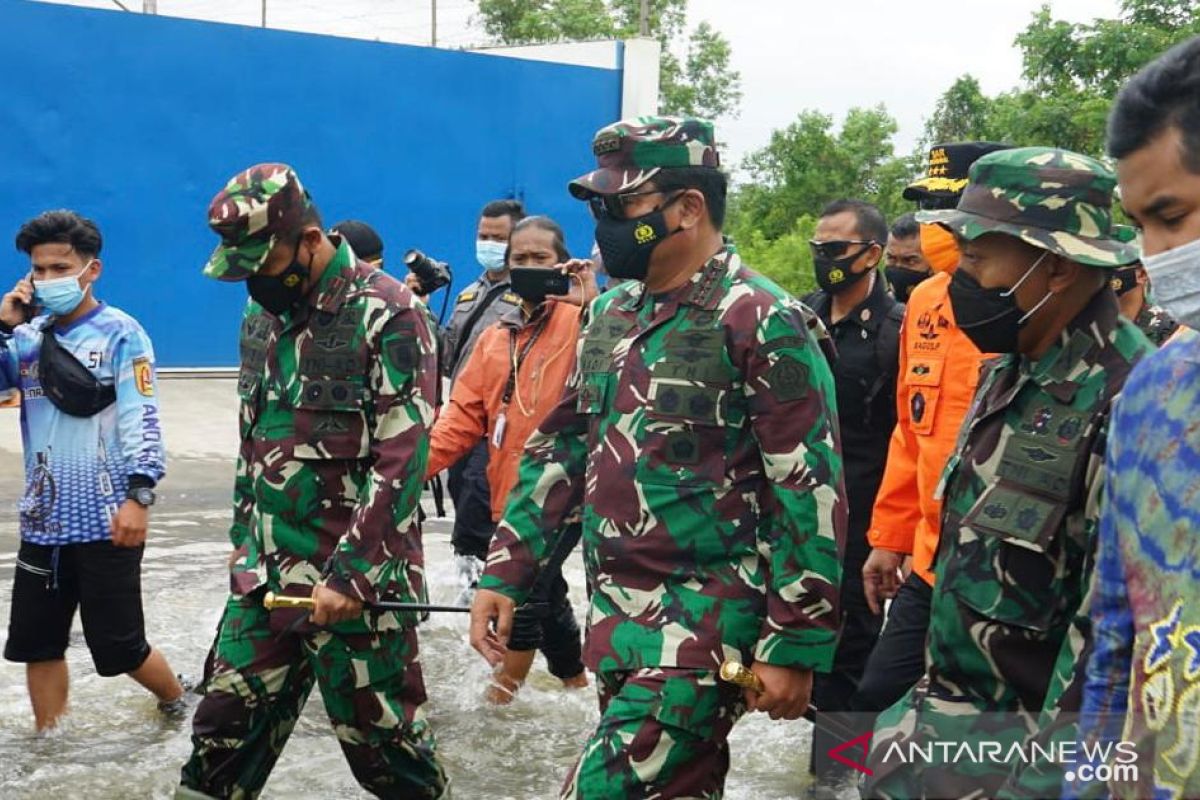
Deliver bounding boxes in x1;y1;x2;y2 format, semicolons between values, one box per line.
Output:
0;378;815;799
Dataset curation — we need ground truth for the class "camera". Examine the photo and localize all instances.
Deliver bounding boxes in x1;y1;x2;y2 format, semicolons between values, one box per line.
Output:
404;249;452;295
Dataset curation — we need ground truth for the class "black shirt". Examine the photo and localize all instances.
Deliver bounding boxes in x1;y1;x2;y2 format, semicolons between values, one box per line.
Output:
804;276;903;554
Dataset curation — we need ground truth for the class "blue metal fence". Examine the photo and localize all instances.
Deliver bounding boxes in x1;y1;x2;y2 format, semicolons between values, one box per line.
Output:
0;1;621;365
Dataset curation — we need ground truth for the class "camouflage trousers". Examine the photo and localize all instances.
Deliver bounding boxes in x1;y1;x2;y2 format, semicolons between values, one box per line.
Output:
177;593;447;800
559;668;746;800
863;673;1043;800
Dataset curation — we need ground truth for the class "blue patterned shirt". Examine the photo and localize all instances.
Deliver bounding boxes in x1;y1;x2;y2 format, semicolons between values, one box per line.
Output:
0;303;166;545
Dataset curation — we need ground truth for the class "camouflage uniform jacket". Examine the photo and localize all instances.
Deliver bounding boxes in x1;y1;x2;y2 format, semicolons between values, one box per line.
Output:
441;274;521;381
1133;300;1180;348
479;248;847;673
229;238;439;632
926;288;1152;713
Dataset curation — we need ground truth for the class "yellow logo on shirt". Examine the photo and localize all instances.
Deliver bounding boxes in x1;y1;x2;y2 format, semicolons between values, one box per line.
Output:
133;357;154;397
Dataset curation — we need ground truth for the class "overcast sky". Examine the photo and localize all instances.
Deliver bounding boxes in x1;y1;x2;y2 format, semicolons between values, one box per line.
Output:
44;0;1123;165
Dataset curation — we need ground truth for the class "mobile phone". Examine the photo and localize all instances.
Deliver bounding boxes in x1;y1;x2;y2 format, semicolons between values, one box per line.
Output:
509;267;570;299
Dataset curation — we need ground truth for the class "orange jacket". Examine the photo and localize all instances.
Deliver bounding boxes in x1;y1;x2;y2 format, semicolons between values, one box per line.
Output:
426;300;581;522
867;271;992;585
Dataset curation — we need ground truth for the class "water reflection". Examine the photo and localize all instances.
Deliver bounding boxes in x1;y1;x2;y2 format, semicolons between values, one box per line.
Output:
0;497;812;799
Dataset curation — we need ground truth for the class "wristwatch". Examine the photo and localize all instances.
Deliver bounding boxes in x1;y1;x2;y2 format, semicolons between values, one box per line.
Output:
127;487;156;507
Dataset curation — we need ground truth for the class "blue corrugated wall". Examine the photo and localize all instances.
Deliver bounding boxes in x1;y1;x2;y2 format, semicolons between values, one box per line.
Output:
0;0;621;365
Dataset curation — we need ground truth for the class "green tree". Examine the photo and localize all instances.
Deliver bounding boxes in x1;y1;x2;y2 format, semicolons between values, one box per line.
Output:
475;0;742;119
921;0;1200;155
733;105;909;242
727;106;914;294
921;75;994;148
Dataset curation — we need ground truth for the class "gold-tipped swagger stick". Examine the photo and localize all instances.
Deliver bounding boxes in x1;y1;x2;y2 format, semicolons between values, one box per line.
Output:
262;591;470;614
719;660;842;730
719;659;765;693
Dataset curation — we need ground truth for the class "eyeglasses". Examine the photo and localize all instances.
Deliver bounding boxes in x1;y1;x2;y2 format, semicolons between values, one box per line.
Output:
588;189;682;220
809;239;878;261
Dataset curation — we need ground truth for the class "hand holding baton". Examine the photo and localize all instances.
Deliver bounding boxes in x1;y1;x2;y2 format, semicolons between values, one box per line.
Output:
262;591;469;614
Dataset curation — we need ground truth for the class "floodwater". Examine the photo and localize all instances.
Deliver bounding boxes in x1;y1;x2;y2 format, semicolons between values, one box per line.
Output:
0;379;818;799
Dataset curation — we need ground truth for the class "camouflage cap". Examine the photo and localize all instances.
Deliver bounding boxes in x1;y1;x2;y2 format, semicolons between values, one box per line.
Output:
203;163;310;281
568;116;720;200
916;147;1138;268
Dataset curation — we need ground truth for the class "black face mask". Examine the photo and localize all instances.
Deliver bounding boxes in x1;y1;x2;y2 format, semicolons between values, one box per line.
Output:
1109;266;1140;297
811;241;876;294
948;251;1050;354
247;240;311;316
885;266;930;303
593;192;684;282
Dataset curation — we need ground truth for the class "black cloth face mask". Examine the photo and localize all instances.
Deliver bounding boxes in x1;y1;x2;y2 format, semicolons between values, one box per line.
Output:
248;239;311;316
592;191;685;282
885;266;930;303
810;240;877;294
1109;266;1140;297
949;250;1051;354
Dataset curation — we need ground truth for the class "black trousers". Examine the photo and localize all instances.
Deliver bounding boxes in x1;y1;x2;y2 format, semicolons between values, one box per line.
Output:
811;546;883;777
447;439;495;560
849;572;932;714
508;523;584;680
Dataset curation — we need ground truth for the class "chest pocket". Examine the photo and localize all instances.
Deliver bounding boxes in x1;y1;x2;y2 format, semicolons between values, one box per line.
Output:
289;308;371;460
942;422;1096;633
640;328;740;487
576;315;630;416
238;312;276;438
905;356;944;436
290;378;371;460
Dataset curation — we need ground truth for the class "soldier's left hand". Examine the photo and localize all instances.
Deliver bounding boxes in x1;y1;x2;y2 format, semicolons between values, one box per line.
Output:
110;499;149;548
557;259;600;307
311;583;363;626
745;662;813;721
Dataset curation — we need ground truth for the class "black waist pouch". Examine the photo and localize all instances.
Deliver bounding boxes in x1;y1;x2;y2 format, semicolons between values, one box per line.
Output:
39;328;116;417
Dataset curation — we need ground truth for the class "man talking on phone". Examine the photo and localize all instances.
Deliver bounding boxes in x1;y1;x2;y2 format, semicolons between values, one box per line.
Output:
0;210;186;731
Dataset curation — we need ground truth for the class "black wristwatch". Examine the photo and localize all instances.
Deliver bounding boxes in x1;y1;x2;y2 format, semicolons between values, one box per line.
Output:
127;487;156;507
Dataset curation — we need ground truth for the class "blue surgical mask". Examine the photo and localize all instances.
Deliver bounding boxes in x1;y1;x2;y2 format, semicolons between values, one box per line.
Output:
476;240;508;273
1143;235;1200;328
35;262;91;316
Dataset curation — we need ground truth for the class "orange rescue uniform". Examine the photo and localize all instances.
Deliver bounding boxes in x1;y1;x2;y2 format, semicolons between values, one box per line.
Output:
426;299;581;522
866;270;993;585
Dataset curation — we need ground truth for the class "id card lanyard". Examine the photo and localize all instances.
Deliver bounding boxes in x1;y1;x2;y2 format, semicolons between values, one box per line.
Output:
492;320;547;448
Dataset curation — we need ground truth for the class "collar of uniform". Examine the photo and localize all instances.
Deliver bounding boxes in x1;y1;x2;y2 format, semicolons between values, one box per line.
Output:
1025;287;1120;402
620;247;733;312
308;235;355;314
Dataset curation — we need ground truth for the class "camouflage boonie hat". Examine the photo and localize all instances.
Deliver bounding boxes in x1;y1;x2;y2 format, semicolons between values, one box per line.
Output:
203;163;310;281
568;116;720;200
917;147;1137;268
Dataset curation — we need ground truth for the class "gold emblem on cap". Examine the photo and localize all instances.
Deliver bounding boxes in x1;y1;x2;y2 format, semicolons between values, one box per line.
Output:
283;274;302;287
634;224;657;245
594;135;622;156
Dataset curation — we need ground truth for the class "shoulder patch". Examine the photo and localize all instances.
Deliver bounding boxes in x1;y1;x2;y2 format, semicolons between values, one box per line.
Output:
133;356;154;397
502;292;521;304
456;290;478;304
385;338;419;374
765;355;810;403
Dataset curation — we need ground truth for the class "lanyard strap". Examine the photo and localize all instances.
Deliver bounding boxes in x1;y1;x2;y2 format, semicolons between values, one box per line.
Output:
502;318;548;404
